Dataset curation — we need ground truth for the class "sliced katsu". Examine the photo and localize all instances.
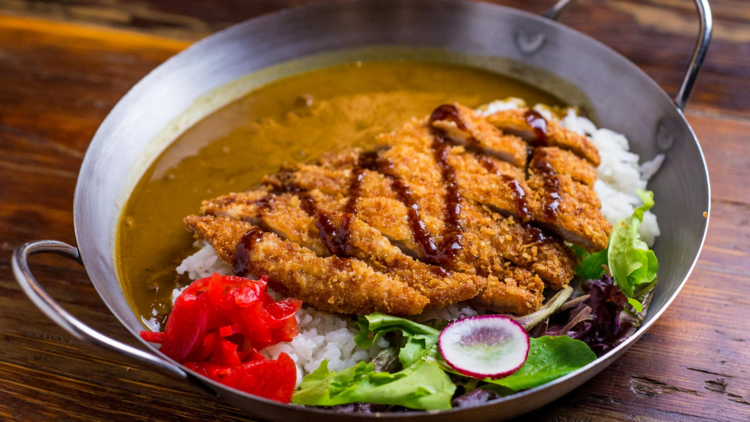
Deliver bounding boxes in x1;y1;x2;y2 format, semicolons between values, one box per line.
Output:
377;105;611;250
202;191;487;309
263;166;574;289
185;215;429;315
429;103;528;167
185;102;612;316
484;107;601;166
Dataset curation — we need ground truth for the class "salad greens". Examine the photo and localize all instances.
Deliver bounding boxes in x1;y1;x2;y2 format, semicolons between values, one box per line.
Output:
292;359;455;410
294;313;598;410
485;336;596;392
292;313;454;410
510;287;573;330
576;189;658;312
355;312;441;368
608;189;658;312
574;247;608;280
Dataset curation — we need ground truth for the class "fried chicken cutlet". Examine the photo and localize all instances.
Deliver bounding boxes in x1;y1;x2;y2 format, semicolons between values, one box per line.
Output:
184;102;612;317
185;215;429;315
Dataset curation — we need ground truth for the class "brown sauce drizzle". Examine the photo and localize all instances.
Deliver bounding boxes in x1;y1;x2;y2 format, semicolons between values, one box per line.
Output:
233;227;265;276
298;192;318;216
501;175;530;219
360;151;457;271
345;151;379;214
330;257;352;271
314;151;380;258
315;210;353;257
430;104;481;147
477;155;529;219
430;104;468;131
531;149;561;221
389;175;441;262
524;109;549;146
429;266;450;278
254;197;272;213
522;222;550;244
268;187;353;270
540;174;561;220
429;132;464;266
476;154;498;174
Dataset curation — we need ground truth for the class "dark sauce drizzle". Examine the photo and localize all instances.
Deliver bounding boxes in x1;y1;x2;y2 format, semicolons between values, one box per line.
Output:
522;222;549;244
314;211;352;257
254;196;272;213
430;103;480;147
314;151;381;257
524;109;549;146
530;149;561;221
298;192;318;216
501;175;531;219
473;134;530;220
233;226;265;276
430;104;468;131
389;174;441;263
428;132;464;266
288;151;375;258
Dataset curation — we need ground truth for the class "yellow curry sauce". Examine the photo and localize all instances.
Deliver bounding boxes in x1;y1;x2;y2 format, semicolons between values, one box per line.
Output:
117;61;563;329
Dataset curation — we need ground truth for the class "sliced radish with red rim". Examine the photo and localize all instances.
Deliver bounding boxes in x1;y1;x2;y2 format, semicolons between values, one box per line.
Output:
439;315;530;379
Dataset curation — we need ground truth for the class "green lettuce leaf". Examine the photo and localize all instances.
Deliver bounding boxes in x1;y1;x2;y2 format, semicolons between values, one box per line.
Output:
608;189;659;312
485;336;596;392
355;312;441;368
574;246;609;280
291;359;456;410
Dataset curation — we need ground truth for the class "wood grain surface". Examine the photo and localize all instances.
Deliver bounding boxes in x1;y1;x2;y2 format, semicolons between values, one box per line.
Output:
0;1;749;421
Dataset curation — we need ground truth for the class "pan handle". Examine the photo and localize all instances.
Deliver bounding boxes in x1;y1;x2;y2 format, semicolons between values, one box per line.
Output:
543;0;712;111
11;240;189;382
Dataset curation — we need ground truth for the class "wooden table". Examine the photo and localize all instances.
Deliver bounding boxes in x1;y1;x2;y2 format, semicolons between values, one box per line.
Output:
1;1;748;420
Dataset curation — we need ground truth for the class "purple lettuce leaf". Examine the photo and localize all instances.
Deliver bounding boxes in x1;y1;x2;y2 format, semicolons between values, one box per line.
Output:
544;274;654;357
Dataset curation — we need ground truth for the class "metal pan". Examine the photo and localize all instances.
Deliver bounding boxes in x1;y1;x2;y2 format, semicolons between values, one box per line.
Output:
12;0;712;420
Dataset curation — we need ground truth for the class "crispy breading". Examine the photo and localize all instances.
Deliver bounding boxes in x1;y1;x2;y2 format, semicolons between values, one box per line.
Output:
202;192;487;309
261;161;575;289
380;143;529;220
381;141;611;251
471;265;545;315
184;215;429;315
473;206;576;290
485;108;601;166
526;161;611;252
200;192;546;314
430;103;528;167
530;146;597;186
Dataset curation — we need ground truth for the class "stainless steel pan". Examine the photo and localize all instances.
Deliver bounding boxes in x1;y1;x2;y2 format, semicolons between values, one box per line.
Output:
12;0;712;420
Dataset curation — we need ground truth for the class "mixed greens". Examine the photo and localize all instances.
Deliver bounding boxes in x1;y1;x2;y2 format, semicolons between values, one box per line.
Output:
292;190;660;411
576;189;658;312
292;314;596;410
294;313;455;410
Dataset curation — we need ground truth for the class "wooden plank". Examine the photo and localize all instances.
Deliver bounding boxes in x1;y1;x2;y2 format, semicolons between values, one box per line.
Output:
0;9;748;422
1;0;749;116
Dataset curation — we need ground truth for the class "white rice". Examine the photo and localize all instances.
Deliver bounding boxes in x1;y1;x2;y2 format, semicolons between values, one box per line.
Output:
173;98;662;381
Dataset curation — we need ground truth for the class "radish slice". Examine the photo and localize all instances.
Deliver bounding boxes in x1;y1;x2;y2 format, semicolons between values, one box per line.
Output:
439;315;530;379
